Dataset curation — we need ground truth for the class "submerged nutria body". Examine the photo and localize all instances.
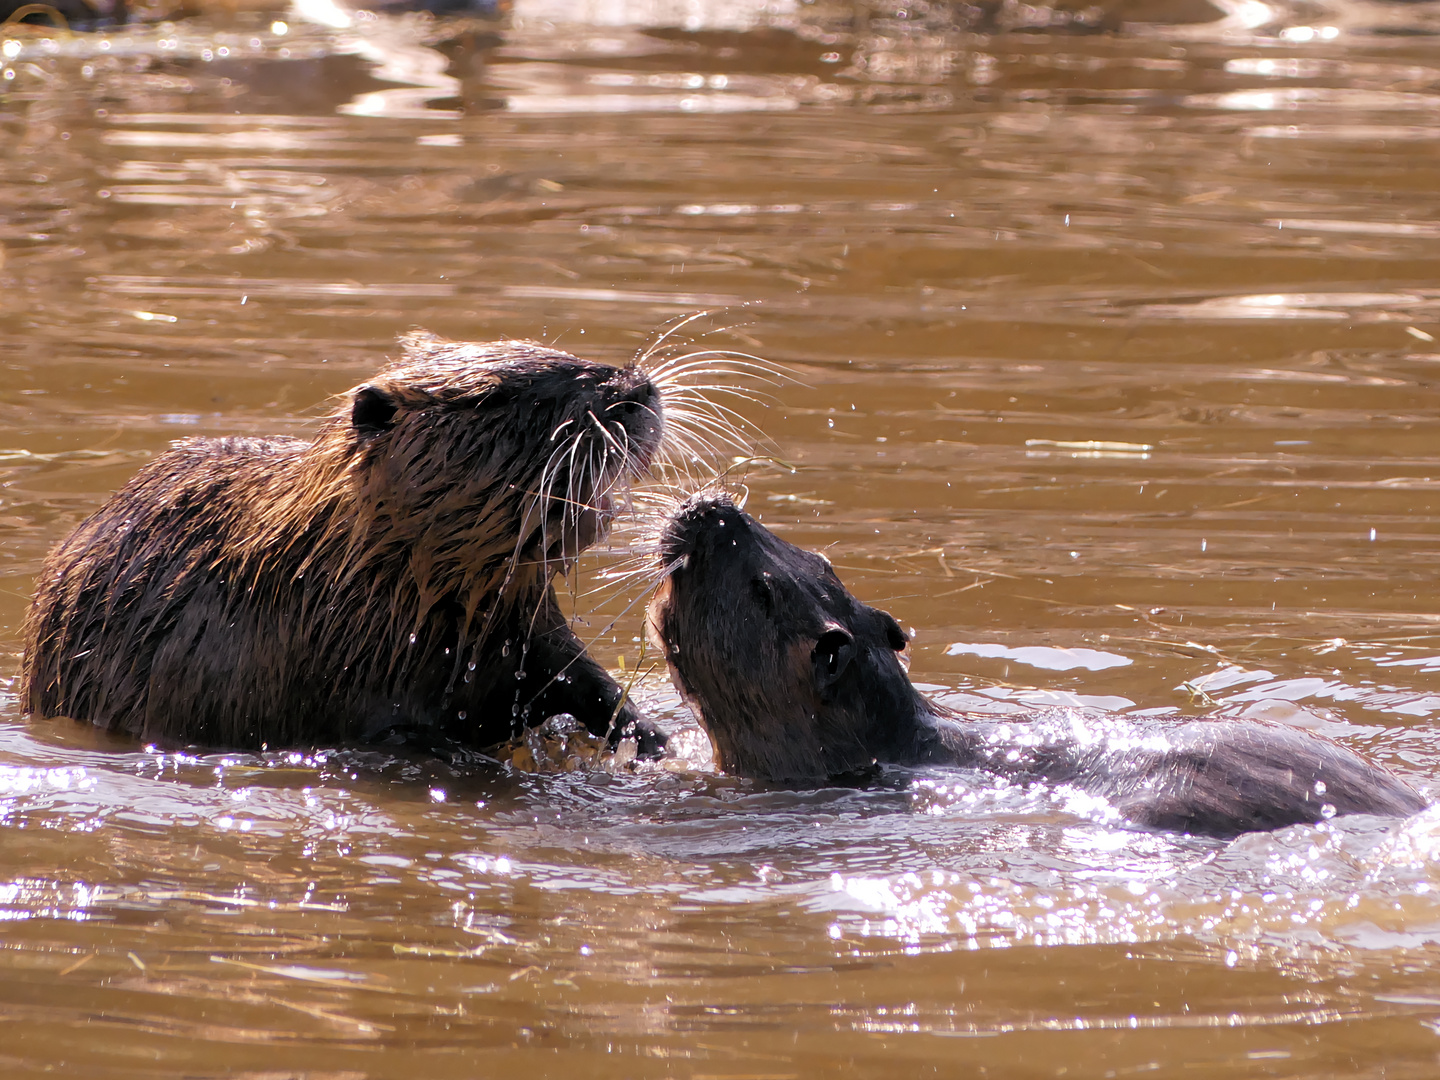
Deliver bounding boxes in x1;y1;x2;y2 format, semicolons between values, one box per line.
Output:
646;493;1428;838
23;332;669;752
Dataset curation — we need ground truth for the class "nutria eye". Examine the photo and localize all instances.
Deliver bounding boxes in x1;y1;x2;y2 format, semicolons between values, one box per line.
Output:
883;615;908;652
812;626;855;689
750;575;774;614
352;385;398;435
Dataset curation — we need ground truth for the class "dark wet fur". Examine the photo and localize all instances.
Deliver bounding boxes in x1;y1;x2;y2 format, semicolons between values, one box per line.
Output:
646;493;1428;838
23;332;664;753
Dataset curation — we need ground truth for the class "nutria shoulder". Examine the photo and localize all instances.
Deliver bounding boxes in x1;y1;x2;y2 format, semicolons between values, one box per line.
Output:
645;492;1428;838
23;332;670;753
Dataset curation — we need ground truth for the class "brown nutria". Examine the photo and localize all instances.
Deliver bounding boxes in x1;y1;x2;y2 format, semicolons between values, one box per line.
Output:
645;492;1429;838
20;330;735;754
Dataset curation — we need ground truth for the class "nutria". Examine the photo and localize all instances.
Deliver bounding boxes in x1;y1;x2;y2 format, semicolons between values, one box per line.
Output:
645;492;1428;838
21;331;727;753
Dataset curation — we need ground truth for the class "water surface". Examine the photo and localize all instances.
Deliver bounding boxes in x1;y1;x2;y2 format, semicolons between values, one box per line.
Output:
4;1;1440;1075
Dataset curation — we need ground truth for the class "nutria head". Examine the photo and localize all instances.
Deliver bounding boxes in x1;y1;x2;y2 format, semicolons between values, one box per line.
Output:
646;491;921;783
238;331;665;634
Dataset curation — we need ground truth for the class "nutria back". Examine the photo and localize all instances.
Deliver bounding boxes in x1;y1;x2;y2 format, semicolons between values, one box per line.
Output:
24;332;665;751
647;492;1428;837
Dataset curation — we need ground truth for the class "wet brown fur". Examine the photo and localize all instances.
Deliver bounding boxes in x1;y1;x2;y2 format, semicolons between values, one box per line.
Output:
647;492;1429;838
23;332;664;750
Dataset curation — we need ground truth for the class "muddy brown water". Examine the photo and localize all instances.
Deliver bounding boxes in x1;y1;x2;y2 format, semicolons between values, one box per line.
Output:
5;2;1440;1076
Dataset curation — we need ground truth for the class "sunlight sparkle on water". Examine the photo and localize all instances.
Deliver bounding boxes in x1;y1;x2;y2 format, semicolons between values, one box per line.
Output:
816;807;1440;956
3;5;1440;1067
0;765;93;795
0;879;115;922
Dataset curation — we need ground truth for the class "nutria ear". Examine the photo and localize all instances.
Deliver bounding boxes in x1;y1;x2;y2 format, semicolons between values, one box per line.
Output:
398;328;450;362
352;385;398;434
882;614;908;652
813;626;855;690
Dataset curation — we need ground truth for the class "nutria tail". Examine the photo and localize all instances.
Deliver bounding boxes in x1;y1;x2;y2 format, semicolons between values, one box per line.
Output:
22;333;679;751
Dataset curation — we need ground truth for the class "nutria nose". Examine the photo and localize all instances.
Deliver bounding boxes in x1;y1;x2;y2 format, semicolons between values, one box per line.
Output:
605;362;655;391
674;495;754;555
604;368;658;413
660;493;735;565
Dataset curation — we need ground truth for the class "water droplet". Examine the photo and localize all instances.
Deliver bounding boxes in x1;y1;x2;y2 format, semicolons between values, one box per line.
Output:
409;632;417;645
457;710;467;720
467;660;477;671
502;641;511;657
1313;780;1327;796
1320;803;1338;819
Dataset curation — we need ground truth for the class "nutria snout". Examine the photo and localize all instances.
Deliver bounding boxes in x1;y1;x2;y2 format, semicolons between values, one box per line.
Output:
647;492;1428;837
23;331;681;753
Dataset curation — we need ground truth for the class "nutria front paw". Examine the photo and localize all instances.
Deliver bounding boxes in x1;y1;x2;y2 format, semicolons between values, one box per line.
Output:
627;719;670;760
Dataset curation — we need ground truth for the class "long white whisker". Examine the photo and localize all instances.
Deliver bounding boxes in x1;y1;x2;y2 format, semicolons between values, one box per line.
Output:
635;310;718;367
540;435;573;556
567;424;595;570
660;384;775;407
588;410;633;480
648;352;787;382
664;410;756;456
666;393;770;430
543;428;583;570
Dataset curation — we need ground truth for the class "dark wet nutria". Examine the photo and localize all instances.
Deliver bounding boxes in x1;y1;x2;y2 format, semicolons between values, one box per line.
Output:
23;331;680;753
646;492;1428;838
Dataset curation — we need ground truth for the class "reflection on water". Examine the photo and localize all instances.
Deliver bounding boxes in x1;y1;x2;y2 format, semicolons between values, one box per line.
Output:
6;0;1440;1074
